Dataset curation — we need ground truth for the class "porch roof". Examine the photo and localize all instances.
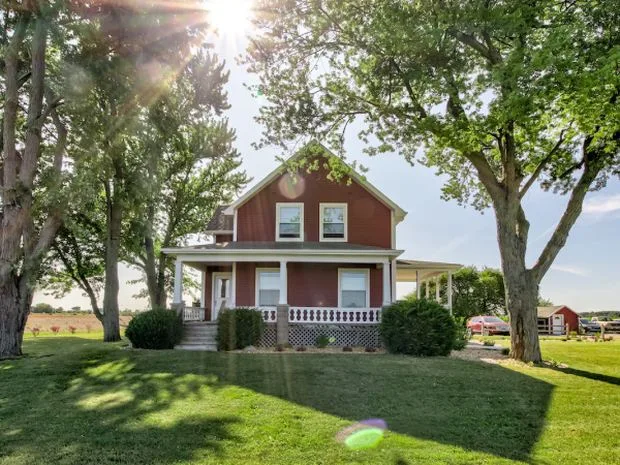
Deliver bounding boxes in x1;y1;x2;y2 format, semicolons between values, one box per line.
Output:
396;259;462;282
163;241;403;257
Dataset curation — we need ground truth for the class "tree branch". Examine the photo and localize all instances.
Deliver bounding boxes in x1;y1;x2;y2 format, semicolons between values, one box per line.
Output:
448;29;502;65
520;129;567;198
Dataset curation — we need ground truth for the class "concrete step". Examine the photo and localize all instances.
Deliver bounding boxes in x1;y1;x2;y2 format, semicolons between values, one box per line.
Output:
175;343;217;351
180;337;217;344
183;329;218;335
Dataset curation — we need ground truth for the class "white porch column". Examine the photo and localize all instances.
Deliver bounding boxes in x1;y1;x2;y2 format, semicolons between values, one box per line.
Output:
447;270;453;315
230;262;237;308
390;259;397;303
382;260;391;305
416;270;421;299
425;279;430;298
279;260;288;305
435;276;440;302
173;259;183;303
200;270;206;308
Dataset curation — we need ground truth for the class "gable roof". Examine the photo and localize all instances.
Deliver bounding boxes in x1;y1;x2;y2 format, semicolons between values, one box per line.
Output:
205;205;233;233
537;306;577;318
224;142;407;222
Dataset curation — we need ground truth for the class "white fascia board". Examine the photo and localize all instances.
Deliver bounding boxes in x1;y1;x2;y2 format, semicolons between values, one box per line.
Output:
223;141;407;222
162;247;404;257
174;253;400;264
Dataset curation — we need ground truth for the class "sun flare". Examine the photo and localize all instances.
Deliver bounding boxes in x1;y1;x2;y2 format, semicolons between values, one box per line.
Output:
205;0;255;38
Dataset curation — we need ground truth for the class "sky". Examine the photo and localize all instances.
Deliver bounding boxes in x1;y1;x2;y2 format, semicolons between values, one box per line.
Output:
34;4;620;313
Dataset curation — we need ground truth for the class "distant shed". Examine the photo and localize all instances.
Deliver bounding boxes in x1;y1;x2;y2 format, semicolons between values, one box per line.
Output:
537;306;580;334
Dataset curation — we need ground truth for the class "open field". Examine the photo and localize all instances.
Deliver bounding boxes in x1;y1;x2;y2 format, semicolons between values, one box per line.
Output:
25;314;133;335
1;337;619;465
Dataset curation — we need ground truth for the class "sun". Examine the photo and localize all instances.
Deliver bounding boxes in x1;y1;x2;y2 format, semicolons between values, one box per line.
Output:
205;0;255;38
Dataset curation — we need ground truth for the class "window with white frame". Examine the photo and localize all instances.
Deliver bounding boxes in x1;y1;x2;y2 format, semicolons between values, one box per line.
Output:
320;203;347;241
276;203;303;241
339;269;369;308
256;269;280;306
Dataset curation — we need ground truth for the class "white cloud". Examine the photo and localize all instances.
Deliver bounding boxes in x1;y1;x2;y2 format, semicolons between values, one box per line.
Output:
584;194;620;214
550;264;590;277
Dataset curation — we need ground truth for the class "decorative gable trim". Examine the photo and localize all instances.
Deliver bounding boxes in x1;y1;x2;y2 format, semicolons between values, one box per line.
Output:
224;142;407;222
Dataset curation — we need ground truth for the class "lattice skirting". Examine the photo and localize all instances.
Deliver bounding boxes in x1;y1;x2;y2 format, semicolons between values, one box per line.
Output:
257;324;277;347
288;324;382;348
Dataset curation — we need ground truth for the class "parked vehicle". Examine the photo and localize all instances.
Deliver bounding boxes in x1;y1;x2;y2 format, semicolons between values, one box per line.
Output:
466;316;511;336
591;317;620;333
579;318;601;333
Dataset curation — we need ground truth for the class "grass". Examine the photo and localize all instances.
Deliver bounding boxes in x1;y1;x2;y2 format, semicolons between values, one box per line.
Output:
0;338;619;465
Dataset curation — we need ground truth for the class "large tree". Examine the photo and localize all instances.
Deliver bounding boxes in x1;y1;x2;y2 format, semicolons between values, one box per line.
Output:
0;2;72;357
124;53;248;310
247;0;620;361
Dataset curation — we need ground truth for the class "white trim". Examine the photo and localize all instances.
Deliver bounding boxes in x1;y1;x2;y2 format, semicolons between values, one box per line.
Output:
338;268;370;308
223;142;407;222
382;260;391;305
255;267;280;307
231;262;237;307
172;253;396;264
212;272;232;320
319;202;348;242
275;202;304;242
173;259;183;303
233;210;238;241
163;247;403;257
200;270;206;308
279;260;288;305
390;259;397;304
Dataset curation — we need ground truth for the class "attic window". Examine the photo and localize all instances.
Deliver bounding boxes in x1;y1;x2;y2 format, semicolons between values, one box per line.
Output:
276;203;304;241
320;203;347;241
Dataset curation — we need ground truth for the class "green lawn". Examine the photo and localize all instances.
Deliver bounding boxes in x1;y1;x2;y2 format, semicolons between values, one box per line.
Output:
1;338;619;465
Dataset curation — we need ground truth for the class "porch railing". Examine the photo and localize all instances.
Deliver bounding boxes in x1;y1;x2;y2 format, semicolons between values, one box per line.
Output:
289;307;381;324
183;307;206;322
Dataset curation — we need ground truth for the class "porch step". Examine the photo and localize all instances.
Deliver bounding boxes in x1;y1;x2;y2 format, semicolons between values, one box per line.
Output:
175;343;217;351
176;322;218;351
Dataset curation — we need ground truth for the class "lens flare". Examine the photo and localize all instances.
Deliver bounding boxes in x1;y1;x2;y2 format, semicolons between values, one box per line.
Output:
336;418;387;450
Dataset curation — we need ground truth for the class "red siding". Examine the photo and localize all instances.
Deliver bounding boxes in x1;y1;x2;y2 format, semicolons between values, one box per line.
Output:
236;166;392;247
234;262;384;307
557;306;579;332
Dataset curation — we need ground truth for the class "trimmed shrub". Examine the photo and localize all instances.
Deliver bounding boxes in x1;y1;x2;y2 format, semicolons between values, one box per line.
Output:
217;308;264;351
452;317;469;351
315;334;330;348
380;299;457;356
125;309;183;350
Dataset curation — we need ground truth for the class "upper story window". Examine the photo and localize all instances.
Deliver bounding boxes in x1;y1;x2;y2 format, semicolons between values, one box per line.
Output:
276;202;304;241
320;203;347;242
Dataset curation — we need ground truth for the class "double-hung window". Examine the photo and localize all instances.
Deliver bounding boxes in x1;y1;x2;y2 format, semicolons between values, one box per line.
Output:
320;203;347;241
339;269;369;308
256;269;280;306
276;203;304;241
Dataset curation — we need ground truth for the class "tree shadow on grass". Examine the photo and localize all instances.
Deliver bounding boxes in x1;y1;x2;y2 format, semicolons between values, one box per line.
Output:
548;365;620;386
0;339;239;465
1;338;553;464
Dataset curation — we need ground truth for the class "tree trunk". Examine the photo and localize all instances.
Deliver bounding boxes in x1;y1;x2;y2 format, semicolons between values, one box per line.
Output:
0;282;27;358
102;186;122;342
494;202;542;363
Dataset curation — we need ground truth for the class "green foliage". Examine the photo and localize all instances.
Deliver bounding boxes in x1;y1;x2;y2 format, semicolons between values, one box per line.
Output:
452;317;470;351
31;303;56;314
482;338;496;347
216;308;265;351
380;299;457;356
315;335;330;348
125;309;183;350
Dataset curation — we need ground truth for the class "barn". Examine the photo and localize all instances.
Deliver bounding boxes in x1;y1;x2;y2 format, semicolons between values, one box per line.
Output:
537;305;580;335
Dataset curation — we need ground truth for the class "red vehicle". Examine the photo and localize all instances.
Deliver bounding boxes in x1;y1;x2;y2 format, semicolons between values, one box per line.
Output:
467;316;511;336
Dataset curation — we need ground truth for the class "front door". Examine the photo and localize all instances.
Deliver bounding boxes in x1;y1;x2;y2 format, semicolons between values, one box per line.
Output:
212;273;232;320
552;314;564;335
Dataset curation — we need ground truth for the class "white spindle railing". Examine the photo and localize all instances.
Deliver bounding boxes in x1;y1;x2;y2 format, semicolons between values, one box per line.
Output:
258;307;278;322
183;307;206;322
288;307;381;324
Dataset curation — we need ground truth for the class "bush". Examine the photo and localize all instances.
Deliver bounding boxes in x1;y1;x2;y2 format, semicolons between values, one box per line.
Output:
125;309;183;350
216;308;264;351
30;327;40;337
50;326;61;334
315;334;331;348
68;325;77;334
380;299;457;356
452;317;469;351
